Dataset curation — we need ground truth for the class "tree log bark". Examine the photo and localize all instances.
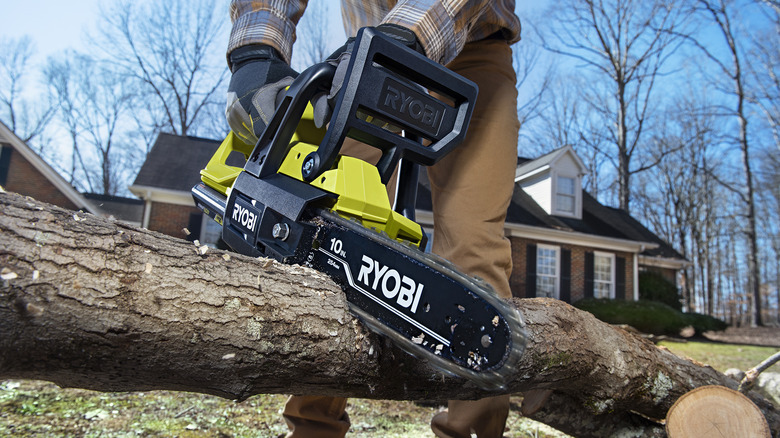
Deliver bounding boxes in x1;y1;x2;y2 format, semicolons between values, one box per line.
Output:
1;191;777;437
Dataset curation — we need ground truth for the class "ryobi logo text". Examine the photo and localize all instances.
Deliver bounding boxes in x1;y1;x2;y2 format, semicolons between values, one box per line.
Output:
232;200;258;233
357;254;424;313
379;78;444;135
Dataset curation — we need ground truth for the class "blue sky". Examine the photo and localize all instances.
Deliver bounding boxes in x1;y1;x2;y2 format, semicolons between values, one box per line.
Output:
0;1;547;63
0;0;103;57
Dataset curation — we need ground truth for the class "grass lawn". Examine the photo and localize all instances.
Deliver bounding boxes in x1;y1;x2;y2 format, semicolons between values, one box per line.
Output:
0;381;569;438
658;340;780;373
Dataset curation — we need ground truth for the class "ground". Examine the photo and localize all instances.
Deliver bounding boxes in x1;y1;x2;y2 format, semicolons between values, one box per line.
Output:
702;325;780;347
1;326;778;437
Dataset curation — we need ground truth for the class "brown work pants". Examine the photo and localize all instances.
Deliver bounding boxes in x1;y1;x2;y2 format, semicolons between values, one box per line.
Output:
283;37;519;438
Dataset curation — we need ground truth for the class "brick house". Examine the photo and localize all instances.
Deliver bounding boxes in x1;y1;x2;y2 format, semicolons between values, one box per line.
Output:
129;133;223;242
0;120;99;213
130;135;686;302
415;145;686;302
0;120;145;226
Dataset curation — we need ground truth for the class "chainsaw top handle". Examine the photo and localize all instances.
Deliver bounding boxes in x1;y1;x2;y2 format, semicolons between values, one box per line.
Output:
244;26;478;185
242;60;335;180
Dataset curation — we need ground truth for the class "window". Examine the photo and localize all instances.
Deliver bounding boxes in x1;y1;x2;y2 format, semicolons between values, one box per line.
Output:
536;245;559;299
556;176;576;215
200;214;223;248
594;252;615;298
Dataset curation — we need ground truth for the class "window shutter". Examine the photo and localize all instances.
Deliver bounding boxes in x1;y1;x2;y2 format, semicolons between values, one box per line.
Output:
616;256;627;300
0;145;12;186
560;249;571;302
584;251;594;299
525;244;537;298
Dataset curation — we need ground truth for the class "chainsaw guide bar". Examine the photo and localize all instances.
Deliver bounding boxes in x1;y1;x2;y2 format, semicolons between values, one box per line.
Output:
307;210;526;389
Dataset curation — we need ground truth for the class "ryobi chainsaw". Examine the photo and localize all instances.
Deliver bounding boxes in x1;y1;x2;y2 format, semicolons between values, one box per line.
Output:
192;27;526;390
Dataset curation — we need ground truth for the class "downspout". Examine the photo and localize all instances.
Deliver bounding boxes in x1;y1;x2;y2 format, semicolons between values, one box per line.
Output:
635;245;645;301
142;190;152;229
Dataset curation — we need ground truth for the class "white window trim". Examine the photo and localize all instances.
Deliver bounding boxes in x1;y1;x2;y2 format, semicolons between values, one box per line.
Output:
552;173;582;219
536;244;560;299
593;251;616;299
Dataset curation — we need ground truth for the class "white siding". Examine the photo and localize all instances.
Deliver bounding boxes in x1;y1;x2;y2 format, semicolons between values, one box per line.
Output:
520;172;552;214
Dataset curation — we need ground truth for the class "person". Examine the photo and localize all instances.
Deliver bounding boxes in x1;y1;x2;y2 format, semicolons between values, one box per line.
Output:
225;1;522;437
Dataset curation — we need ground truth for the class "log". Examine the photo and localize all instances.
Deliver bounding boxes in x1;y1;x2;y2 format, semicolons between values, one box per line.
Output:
666;386;771;437
1;190;778;437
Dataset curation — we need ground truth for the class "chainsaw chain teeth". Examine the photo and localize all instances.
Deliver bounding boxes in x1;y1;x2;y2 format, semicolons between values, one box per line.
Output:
307;210;527;391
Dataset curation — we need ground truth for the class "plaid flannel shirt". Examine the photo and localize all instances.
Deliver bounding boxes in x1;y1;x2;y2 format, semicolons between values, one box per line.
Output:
228;0;520;66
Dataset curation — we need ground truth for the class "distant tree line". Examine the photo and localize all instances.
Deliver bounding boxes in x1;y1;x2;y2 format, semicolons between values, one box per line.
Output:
0;0;777;325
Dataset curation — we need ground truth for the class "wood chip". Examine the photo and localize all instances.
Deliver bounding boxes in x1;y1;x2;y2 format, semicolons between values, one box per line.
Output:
1;268;18;281
26;303;44;317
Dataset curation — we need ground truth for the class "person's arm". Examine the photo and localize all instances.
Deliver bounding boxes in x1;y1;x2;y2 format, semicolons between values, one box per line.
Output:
342;0;521;65
225;0;307;144
228;0;308;67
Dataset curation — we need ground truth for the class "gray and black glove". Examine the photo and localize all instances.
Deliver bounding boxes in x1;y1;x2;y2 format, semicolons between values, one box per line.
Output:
226;44;298;145
312;24;425;129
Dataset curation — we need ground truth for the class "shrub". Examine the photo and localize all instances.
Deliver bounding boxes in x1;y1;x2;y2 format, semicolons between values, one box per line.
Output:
684;312;728;334
638;271;682;311
574;298;688;336
574;298;729;336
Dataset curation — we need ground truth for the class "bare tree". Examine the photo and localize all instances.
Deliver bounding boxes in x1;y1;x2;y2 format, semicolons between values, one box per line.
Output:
749;0;780;151
43;53;132;195
759;0;780;15
44;53;90;189
91;0;228;149
0;36;53;145
525;73;610;197
513;41;553;140
634;87;723;313
537;0;692;212
688;0;765;325
758;150;780;322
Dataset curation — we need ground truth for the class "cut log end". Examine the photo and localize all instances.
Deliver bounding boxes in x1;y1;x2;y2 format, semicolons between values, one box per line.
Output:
665;385;771;438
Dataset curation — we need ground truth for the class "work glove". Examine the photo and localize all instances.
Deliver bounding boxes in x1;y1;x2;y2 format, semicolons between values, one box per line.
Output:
226;44;299;145
312;24;426;129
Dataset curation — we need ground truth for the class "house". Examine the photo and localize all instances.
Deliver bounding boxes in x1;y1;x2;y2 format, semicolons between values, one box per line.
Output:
129;134;686;303
0;120;144;225
0;120;100;213
129;133;223;242
484;146;684;302
414;146;686;302
83;193;145;227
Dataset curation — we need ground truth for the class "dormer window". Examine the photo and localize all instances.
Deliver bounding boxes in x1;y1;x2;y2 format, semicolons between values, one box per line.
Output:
515;145;587;220
555;176;576;215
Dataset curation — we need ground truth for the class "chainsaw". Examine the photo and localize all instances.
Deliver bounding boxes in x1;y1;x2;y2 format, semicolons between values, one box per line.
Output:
192;27;526;390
